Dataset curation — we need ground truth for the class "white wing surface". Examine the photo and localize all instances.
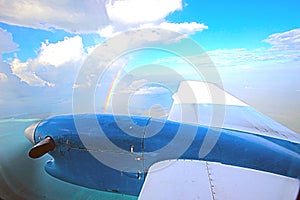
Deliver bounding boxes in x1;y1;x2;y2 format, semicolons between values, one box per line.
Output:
138;160;299;200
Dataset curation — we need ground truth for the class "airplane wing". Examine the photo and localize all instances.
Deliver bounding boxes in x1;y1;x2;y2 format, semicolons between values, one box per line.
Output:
138;81;300;199
168;80;300;143
138;160;299;200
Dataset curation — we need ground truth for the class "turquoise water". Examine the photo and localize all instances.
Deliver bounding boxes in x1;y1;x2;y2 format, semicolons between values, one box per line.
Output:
0;120;137;200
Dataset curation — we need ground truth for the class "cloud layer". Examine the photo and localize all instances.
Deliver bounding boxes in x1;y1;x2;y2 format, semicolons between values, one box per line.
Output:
208;28;300;67
0;0;207;37
0;0;109;32
264;28;300;51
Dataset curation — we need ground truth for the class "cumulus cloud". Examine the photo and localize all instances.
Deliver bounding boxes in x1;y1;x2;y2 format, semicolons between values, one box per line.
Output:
100;0;207;38
106;0;182;25
11;58;55;87
10;36;86;87
0;0;109;32
97;25;120;38
38;36;85;67
0;58;76;118
99;0;207;38
0;28;19;53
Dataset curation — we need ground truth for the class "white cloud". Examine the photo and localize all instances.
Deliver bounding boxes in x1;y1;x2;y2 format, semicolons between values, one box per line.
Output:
0;73;8;82
0;28;19;53
38;36;85;67
264;28;300;50
99;0;207;38
262;28;300;62
98;21;207;39
140;22;208;35
98;21;208;39
0;58;75;118
11;58;55;87
207;48;260;67
262;28;300;60
159;22;208;34
134;86;168;95
106;0;182;25
10;36;86;87
0;0;207;38
0;0;109;32
207;28;300;67
98;25;121;38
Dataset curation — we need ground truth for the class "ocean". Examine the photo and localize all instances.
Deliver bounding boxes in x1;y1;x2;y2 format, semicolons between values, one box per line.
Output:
0;119;137;200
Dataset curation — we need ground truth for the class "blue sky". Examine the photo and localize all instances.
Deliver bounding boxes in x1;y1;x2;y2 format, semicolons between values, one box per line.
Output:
175;0;300;50
0;0;299;132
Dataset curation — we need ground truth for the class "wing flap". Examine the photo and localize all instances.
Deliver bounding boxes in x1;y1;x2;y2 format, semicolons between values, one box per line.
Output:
138;160;299;200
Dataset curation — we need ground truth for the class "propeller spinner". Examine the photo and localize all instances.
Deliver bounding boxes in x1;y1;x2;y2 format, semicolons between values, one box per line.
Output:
28;137;55;159
24;122;56;159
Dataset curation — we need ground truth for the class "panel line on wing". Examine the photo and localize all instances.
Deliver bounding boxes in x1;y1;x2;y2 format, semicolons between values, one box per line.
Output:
205;161;216;200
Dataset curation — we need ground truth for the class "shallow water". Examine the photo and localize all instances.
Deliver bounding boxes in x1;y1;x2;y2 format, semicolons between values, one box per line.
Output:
0;119;137;200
